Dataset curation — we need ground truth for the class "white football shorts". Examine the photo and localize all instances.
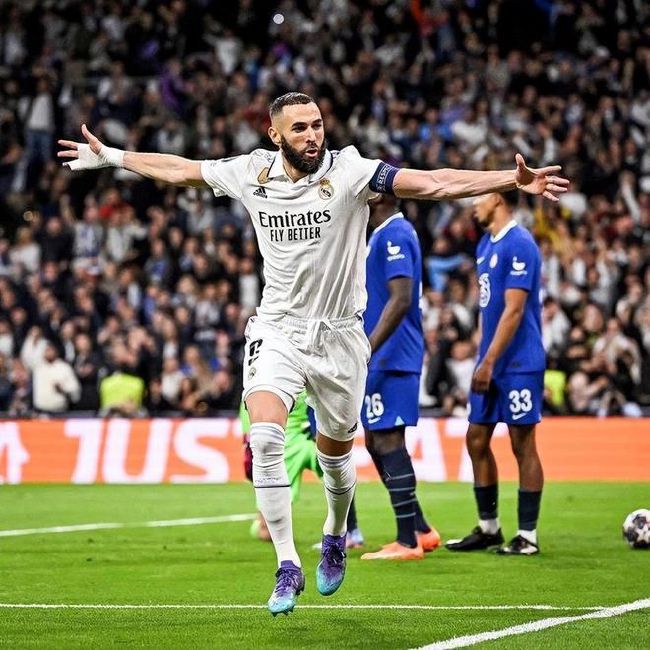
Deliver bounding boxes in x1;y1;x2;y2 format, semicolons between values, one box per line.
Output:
242;314;370;441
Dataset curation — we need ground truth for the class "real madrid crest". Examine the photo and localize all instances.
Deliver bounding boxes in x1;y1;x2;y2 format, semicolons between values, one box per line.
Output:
319;179;334;200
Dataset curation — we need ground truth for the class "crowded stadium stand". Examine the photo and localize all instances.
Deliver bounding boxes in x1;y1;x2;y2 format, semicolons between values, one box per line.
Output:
0;0;648;419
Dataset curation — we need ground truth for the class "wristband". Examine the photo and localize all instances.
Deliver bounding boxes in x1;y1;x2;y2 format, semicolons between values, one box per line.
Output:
100;145;125;168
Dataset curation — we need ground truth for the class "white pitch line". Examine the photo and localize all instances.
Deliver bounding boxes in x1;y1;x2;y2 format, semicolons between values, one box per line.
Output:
0;514;256;538
0;604;605;611
415;598;650;650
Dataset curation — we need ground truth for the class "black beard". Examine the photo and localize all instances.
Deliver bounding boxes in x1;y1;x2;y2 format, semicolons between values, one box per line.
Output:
280;136;327;175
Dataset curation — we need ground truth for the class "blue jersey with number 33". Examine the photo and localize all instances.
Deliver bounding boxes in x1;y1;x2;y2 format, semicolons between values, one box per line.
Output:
476;221;545;376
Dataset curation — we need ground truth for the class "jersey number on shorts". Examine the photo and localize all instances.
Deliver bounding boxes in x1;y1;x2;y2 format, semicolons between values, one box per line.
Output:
248;339;263;366
508;389;532;415
365;393;385;419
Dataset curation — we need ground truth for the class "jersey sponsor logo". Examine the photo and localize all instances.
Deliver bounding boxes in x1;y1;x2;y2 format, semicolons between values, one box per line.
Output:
258;209;332;242
510;256;527;276
253;186;267;198
512;257;526;271
318;178;334;200
479;272;491;307
489;253;498;268
386;240;405;261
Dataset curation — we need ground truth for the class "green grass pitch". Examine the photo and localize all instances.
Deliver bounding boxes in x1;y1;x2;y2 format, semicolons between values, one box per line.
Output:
0;482;648;648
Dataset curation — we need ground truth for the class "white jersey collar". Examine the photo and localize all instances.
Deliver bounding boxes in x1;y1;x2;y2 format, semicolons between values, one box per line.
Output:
267;149;333;183
268;151;288;180
373;212;404;235
490;219;517;243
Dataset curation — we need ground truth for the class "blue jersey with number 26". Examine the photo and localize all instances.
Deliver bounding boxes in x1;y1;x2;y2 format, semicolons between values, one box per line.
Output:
365;213;423;373
476;221;545;376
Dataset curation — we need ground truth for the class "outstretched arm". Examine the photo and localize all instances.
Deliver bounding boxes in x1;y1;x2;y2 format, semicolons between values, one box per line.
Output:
58;124;207;187
393;154;569;202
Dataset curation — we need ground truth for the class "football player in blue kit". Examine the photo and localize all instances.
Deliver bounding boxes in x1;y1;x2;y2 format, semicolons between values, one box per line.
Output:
360;195;440;560
446;191;545;555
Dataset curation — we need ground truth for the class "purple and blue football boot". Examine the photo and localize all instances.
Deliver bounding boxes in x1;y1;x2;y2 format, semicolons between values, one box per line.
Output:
267;561;305;616
316;534;347;596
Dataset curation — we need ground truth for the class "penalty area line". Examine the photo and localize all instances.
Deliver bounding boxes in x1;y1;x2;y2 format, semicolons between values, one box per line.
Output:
0;514;257;537
414;598;650;649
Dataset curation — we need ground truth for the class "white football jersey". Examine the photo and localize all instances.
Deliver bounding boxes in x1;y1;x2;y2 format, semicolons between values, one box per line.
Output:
201;146;381;320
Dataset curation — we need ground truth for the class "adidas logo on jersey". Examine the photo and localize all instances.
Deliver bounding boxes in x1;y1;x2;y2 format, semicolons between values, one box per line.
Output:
253;186;267;198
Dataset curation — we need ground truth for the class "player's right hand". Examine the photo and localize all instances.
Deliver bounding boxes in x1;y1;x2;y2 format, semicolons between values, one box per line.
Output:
57;124;109;170
471;360;493;394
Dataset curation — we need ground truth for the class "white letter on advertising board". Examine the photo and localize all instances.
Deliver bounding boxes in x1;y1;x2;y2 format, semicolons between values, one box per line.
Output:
171;418;230;483
0;422;30;484
65;419;103;483
103;419;172;483
406;417;446;481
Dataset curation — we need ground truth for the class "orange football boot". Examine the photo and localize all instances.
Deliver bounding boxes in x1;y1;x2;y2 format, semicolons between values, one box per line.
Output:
360;541;424;560
417;527;441;552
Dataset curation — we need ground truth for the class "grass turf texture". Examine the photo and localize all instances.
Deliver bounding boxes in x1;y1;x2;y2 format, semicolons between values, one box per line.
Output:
0;482;648;649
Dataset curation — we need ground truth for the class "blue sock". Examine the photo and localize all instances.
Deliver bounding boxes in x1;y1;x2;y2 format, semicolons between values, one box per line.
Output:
474;484;498;521
414;501;431;533
380;448;417;548
518;489;542;531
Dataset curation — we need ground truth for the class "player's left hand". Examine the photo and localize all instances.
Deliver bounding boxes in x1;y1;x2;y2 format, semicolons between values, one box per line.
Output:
471;361;493;394
514;154;570;201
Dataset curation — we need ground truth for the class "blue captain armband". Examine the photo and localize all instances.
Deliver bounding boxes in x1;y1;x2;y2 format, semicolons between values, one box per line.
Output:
369;162;399;194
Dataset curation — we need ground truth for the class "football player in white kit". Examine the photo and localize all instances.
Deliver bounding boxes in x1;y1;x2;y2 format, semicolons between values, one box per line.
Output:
58;92;569;615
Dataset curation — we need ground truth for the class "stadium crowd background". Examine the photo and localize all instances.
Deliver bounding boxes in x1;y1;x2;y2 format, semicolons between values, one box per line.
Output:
0;0;648;418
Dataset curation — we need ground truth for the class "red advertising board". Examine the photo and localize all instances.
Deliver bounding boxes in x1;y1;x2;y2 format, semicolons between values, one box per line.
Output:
0;417;648;484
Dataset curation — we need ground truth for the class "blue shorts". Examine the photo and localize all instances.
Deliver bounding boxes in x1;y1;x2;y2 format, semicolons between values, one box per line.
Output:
361;371;420;431
468;372;544;426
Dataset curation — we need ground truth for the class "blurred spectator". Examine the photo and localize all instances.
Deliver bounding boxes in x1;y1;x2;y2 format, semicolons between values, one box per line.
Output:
0;0;646;417
144;377;175;414
99;343;146;417
20;326;48;372
32;340;81;414
0;353;13;411
71;332;102;412
10;227;40;276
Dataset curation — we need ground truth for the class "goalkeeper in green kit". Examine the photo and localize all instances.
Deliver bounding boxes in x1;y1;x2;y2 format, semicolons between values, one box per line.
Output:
241;391;363;547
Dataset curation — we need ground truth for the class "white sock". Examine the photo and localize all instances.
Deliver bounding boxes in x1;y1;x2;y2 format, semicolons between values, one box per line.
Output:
479;518;500;535
518;529;538;545
317;449;356;537
249;422;300;567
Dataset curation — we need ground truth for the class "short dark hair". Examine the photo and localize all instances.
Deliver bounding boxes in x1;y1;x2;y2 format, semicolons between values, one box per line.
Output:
500;189;520;208
269;92;315;118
